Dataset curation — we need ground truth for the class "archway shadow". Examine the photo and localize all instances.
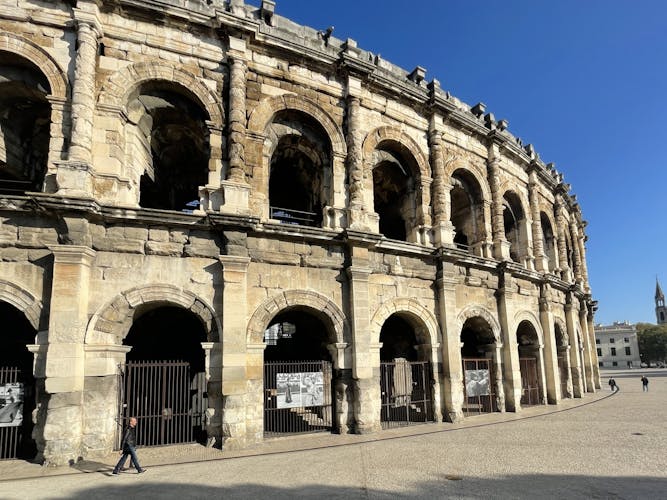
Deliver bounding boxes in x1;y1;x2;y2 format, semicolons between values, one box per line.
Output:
13;474;667;500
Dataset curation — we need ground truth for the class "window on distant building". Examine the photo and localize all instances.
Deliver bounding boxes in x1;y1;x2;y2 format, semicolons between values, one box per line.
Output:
596;338;600;344
625;347;631;355
610;338;615;344
599;361;603;367
611;347;616;356
624;337;629;343
612;361;618;366
597;348;602;356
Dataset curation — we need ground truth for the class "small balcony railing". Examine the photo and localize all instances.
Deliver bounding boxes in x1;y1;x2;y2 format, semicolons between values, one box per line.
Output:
270;206;317;226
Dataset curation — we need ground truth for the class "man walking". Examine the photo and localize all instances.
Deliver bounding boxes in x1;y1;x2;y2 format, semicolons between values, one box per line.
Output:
113;417;146;475
641;375;649;392
608;377;619;392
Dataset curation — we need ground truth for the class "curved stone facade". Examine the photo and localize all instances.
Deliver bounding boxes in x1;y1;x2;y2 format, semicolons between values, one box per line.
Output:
0;0;598;465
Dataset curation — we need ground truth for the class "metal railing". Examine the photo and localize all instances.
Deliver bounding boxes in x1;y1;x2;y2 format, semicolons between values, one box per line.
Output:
269;206;317;226
0;367;22;460
380;360;434;429
462;358;498;416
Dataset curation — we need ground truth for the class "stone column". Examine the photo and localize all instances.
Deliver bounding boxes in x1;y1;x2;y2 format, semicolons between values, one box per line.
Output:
493;344;506;412
586;306;601;389
214;37;250;215
554;195;572;282
579;302;596;393
496;268;521;411
487;147;510;260
346;246;381;433
528;170;548;272
346;76;368;230
577;230;591;293
564;297;583;397
570;221;583;287
42;245;95;465
56;13;101;197
201;342;222;446
44;97;68;193
435;261;464;422
219;255;252;449
429;123;455;247
558;345;573;398
539;286;561;403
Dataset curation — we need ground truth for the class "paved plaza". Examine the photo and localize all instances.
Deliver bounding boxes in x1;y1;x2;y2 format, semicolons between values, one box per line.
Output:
2;369;666;499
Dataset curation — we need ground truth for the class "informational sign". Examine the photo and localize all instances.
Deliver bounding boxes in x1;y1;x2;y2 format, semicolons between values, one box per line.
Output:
0;383;24;427
464;369;490;397
276;372;324;409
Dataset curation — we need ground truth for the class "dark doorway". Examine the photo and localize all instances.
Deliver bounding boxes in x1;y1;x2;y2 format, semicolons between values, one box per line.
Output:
120;306;207;446
263;309;334;436
379;314;434;428
460;317;498;415
517;321;543;406
0;302;37;460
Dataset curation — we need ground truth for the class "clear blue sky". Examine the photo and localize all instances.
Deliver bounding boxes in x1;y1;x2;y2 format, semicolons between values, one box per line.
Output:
255;0;667;325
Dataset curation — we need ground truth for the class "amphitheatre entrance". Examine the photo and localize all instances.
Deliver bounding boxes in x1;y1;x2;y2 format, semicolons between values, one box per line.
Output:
119;306;207;447
0;302;36;460
460;316;499;416
517;321;543;407
378;314;434;428
263;308;334;436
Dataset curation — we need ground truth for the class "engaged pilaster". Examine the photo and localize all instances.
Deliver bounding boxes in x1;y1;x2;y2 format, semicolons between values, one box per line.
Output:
487;147;510;260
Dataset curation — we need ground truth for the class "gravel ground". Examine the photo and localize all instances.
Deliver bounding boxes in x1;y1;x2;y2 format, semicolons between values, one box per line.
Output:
1;368;665;499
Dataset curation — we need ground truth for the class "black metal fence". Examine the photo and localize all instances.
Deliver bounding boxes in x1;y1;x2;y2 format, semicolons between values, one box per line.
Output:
0;367;25;460
462;358;498;416
380;360;434;429
117;361;207;448
264;360;333;437
557;355;570;398
519;357;541;406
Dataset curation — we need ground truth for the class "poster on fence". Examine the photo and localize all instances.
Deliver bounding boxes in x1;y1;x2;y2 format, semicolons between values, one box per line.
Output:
276;372;324;409
464;369;490;397
0;383;23;427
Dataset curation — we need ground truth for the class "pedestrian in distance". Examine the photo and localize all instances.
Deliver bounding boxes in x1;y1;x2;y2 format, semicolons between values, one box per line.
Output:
608;377;619;392
113;417;146;475
641;375;649;392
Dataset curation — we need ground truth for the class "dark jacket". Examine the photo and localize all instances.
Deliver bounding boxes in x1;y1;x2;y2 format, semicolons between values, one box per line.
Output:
121;425;137;450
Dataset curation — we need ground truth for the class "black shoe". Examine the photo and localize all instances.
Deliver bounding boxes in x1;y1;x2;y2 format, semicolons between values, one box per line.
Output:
112;471;119;475
137;468;147;474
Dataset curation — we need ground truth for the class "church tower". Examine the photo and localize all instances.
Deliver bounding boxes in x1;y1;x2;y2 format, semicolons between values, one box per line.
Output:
656;280;667;324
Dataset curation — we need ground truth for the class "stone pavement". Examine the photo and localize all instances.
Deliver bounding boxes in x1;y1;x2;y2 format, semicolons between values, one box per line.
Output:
1;368;666;499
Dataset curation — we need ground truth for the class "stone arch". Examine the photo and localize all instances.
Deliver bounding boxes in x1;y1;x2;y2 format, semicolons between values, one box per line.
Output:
362;126;430;180
97;61;223;124
500;187;530;219
370;298;440;346
513;311;544;345
85;284;220;345
0;279;42;331
444;158;491;203
247;289;346;345
0;31;69;99
247;94;346;157
554;317;569;346
456;305;501;343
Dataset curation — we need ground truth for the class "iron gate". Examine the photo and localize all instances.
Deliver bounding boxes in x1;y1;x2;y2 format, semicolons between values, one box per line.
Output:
519;357;541;406
462;358;497;416
117;361;207;448
264;360;333;437
380;360;434;429
0;367;34;460
557;355;570;398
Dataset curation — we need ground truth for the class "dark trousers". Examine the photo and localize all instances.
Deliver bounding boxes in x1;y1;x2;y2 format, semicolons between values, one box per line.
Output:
114;445;142;472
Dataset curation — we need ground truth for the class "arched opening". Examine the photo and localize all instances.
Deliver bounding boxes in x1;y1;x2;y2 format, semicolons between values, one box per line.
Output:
121;306;208;446
0;51;51;195
554;323;571;399
450;169;485;254
502;191;525;263
379;314;434;427
460;316;499;415
540;212;557;272
0;302;37;459
372;144;418;241
517;320;543;406
127;82;210;211
263;308;335;436
268;111;331;227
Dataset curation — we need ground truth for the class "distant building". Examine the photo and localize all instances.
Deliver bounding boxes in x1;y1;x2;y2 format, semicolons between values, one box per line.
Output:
655;280;666;324
594;322;641;369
